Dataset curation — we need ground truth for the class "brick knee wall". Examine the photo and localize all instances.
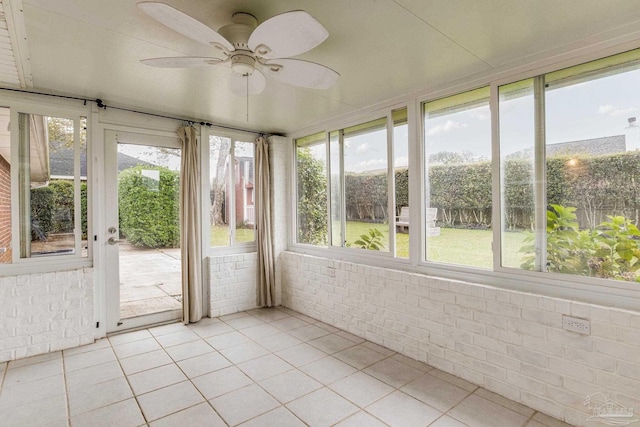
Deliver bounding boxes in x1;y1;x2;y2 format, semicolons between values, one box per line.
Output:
0;268;96;362
281;251;640;426
208;253;258;317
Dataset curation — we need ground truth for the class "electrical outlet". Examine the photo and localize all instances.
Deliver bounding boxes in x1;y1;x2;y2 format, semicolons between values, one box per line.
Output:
562;315;590;335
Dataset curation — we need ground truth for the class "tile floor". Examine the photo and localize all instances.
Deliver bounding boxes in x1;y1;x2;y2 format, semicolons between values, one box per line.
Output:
0;307;573;427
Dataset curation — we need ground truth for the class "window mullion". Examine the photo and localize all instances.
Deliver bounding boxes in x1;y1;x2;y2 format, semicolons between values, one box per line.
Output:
73;117;81;255
534;75;547;272
326;132;332;247
229;140;236;245
18;113;30;258
339;130;345;247
490;83;501;271
387;113;396;256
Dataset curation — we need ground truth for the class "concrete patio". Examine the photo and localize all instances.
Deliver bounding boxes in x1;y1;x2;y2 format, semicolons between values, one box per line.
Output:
118;242;182;319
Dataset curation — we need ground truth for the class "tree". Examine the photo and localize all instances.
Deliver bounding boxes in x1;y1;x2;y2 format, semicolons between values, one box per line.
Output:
429;150;488;165
209;136;230;226
297;148;327;245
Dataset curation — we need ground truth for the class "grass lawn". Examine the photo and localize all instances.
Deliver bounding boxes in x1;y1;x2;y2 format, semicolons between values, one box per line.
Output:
345;221;528;269
210;225;255;246
210;220;530;269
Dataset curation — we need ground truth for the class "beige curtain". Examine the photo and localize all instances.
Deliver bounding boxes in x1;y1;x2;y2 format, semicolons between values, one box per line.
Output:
178;126;202;323
255;136;275;307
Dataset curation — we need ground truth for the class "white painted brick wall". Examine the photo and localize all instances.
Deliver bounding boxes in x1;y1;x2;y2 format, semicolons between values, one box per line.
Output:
281;251;640;426
0;268;95;362
207;253;258;317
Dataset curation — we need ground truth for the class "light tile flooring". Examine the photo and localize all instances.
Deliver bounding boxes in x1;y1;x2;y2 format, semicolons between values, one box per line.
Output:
0;307;573;427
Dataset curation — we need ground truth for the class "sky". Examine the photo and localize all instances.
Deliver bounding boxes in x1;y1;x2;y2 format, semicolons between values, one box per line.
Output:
118;144;181;171
326;65;640;173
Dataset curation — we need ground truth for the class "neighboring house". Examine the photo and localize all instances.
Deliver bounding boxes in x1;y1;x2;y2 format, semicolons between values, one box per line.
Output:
230;156;255;226
49;145;155;180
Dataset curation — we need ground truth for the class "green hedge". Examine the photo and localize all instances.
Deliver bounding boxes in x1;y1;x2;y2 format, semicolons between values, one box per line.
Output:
118;165;180;248
341;151;640;229
30;180;88;240
297;148;327;245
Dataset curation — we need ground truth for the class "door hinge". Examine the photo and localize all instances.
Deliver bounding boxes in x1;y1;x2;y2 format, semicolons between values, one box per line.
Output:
96;321;99;328
117;322;123;326
94;235;97;241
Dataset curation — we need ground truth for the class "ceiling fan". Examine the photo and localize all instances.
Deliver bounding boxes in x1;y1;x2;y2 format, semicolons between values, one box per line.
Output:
137;2;340;96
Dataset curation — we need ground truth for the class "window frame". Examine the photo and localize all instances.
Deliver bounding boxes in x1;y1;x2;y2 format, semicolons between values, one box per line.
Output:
201;126;258;255
293;105;412;260
0;98;92;275
290;42;640;311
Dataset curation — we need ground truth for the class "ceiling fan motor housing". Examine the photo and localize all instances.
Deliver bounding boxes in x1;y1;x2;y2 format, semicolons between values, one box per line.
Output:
219;13;259;75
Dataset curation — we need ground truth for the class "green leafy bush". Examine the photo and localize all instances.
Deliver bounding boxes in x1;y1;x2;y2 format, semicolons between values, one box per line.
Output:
519;204;640;282
350;228;385;250
118;166;180;248
30;180;88;240
296;148;328;245
30;186;54;240
48;180;74;233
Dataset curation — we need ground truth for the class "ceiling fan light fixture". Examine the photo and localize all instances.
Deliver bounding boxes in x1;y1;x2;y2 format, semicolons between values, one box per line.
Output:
231;54;255;75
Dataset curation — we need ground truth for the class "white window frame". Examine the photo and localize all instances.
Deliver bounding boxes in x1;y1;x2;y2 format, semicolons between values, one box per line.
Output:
0;97;92;275
293;106;411;260
289;42;640;311
201;126;257;255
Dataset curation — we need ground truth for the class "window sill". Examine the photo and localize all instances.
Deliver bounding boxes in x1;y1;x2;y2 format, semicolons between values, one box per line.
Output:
0;258;93;277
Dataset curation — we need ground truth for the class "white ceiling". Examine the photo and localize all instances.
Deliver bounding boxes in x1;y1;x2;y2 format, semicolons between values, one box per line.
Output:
10;0;640;135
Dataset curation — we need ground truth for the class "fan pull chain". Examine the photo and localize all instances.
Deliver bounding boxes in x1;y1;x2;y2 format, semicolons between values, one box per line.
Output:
246;74;249;122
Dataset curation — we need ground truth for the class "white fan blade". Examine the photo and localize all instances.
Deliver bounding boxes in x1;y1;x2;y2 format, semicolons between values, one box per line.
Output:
263;59;339;89
229;70;267;96
141;57;224;68
248;11;328;59
138;2;234;51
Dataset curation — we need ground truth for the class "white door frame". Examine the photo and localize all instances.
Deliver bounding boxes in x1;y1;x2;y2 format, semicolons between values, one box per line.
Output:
104;126;182;333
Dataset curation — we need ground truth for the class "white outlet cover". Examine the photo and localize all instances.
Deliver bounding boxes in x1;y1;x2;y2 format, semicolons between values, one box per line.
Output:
562;315;591;335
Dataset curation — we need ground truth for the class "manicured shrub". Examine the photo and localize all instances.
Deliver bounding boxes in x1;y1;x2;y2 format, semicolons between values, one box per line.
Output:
118;165;180;248
296;148;328;245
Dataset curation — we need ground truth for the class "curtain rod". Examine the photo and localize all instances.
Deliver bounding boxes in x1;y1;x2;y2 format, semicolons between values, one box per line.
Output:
0;86;280;137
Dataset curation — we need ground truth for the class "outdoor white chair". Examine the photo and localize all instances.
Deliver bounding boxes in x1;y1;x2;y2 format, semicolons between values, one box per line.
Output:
395;207;441;236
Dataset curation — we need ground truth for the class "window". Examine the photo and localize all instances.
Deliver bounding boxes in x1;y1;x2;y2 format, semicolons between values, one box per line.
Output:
3;110;89;262
393;108;409;258
499;79;536;269
295;110;409;256
424;87;492;268
0;107;89;264
500;49;640;283
207;133;256;248
292;46;640;304
295;132;328;246
343;118;388;252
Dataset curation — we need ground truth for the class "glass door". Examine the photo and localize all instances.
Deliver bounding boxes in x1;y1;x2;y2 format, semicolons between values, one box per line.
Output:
105;129;182;332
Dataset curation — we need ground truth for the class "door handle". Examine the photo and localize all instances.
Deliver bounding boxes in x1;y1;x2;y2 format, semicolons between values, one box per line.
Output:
108;237;121;245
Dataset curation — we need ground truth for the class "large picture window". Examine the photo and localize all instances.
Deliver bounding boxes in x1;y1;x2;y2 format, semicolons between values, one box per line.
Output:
500;49;640;283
